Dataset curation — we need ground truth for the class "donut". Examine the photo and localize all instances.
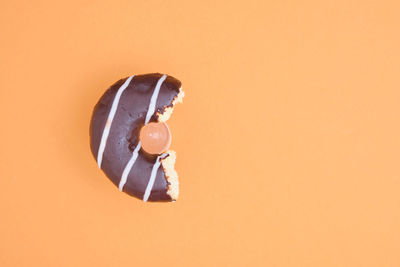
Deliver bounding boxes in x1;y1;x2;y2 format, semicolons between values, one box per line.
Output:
89;73;184;202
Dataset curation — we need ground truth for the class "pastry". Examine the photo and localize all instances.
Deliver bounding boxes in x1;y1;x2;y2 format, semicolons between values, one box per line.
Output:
89;73;184;202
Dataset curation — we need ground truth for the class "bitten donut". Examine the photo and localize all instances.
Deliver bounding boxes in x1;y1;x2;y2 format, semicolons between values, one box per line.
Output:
89;73;184;202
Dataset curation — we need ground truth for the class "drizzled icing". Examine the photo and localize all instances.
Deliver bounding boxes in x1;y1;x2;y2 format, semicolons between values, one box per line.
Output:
97;75;134;168
142;153;168;202
118;141;142;191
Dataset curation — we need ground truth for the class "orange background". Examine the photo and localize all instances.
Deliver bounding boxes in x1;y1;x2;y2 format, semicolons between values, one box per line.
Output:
1;0;400;266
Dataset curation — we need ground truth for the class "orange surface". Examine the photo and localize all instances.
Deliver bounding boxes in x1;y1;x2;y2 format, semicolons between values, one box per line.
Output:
1;0;400;266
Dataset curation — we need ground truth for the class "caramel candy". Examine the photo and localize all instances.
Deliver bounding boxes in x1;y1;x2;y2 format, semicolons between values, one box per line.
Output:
140;122;171;155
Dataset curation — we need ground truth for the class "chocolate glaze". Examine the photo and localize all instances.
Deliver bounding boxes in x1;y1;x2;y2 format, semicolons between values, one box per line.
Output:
90;73;181;201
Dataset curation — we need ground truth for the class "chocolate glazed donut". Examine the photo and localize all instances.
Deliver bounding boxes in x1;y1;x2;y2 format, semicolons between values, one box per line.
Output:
90;73;184;202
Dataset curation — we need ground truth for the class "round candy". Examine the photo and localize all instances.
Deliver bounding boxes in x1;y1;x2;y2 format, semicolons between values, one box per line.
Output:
140;122;171;155
89;73;184;202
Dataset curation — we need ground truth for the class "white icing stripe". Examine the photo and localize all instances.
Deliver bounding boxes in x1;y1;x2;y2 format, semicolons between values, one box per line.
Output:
145;74;167;123
118;141;141;191
142;155;162;202
118;74;167;192
97;75;134;168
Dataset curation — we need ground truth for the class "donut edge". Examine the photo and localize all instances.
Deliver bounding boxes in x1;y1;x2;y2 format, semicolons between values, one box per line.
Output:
157;87;184;201
161;150;179;200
